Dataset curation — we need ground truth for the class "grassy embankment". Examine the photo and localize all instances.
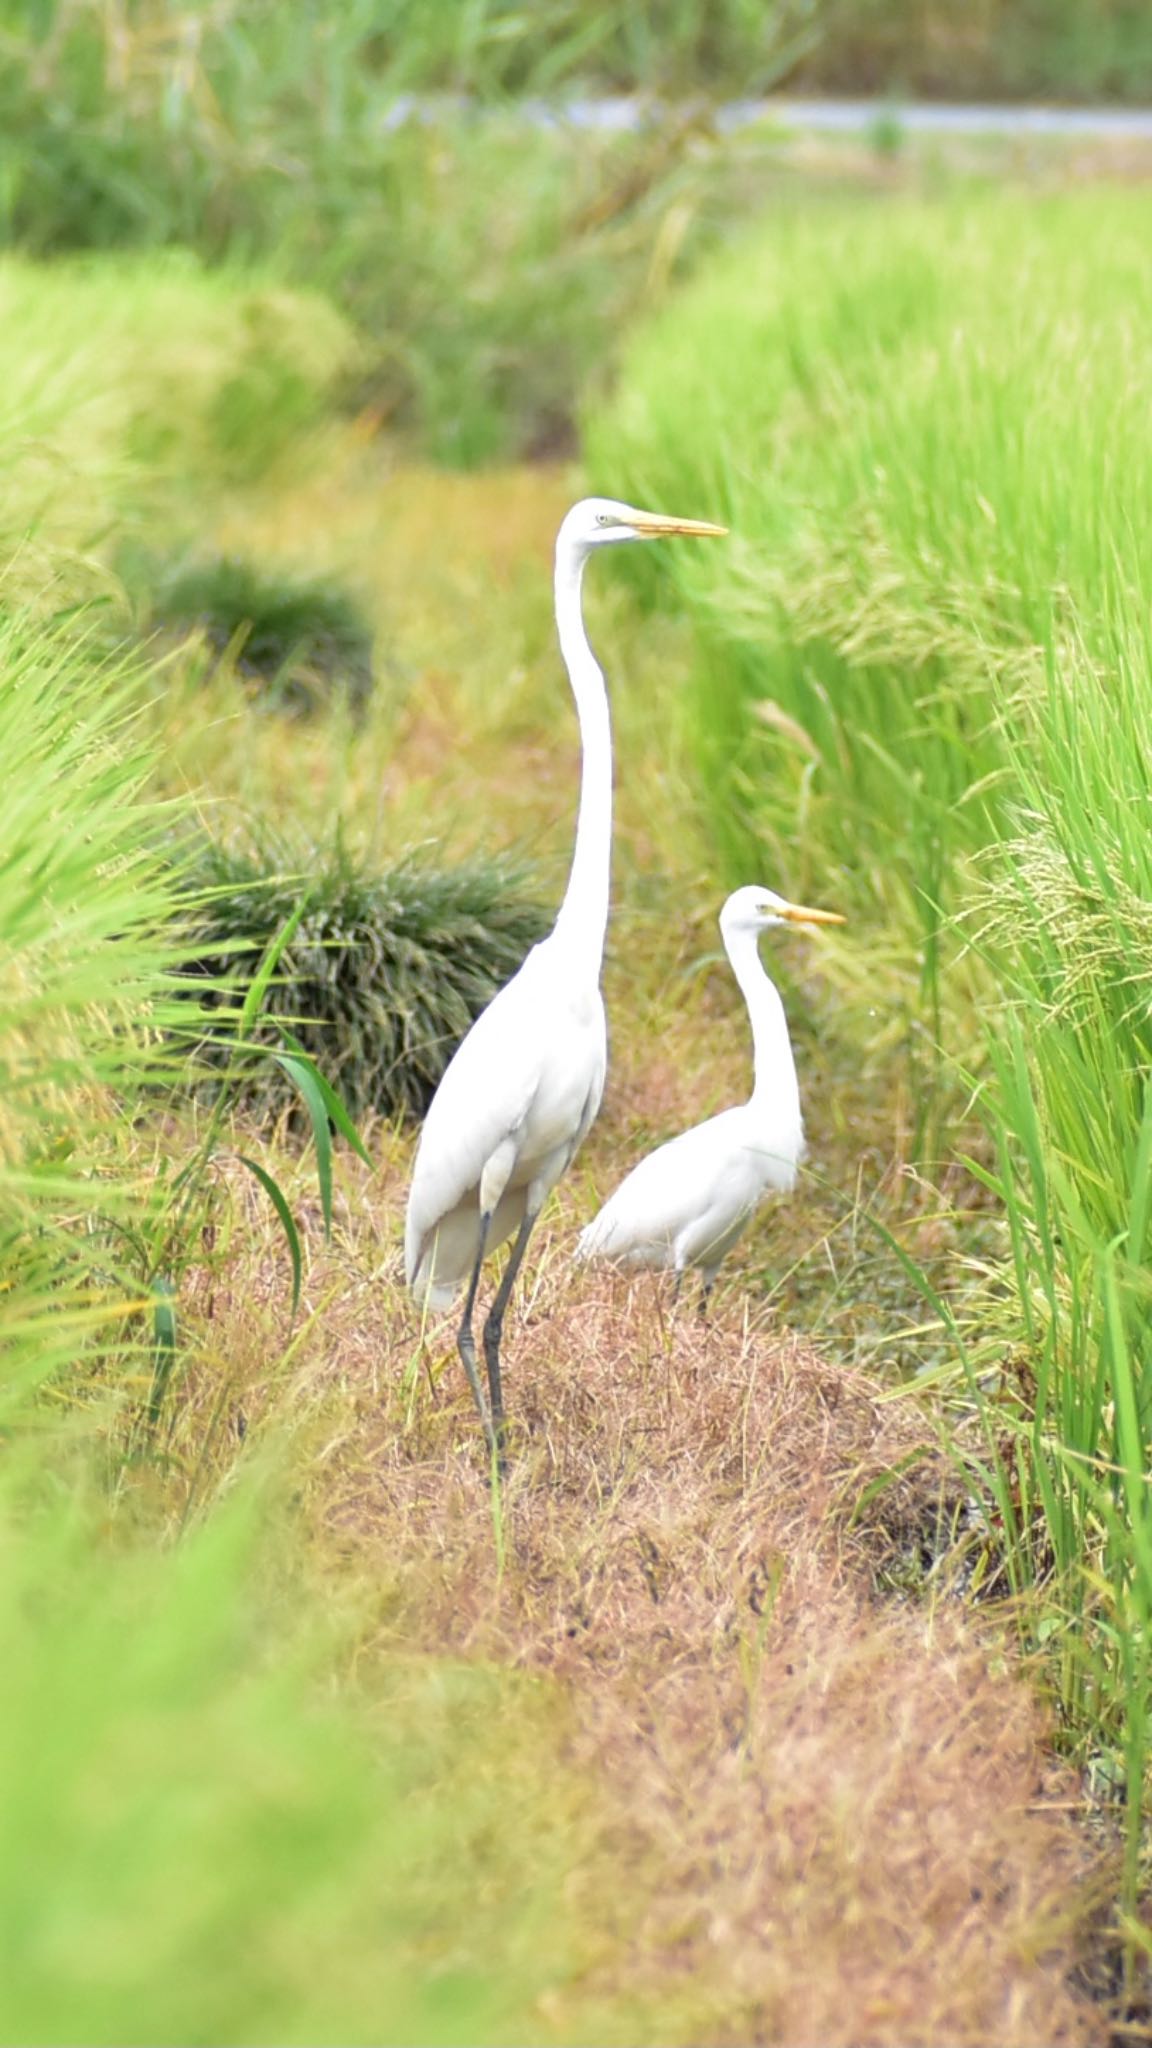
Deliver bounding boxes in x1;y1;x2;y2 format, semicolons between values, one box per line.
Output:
0;194;1122;2042
589;182;1152;1929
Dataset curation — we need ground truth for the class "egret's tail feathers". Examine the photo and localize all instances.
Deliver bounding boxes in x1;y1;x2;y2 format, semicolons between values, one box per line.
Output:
406;1224;466;1310
409;1265;462;1313
405;1224;464;1312
405;1187;529;1313
575;1215;610;1263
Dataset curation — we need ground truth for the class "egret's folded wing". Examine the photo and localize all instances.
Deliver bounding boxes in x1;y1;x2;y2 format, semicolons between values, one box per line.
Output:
404;982;542;1286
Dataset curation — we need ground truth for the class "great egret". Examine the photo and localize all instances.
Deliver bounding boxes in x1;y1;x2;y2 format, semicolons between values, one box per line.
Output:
404;496;727;1466
577;886;843;1306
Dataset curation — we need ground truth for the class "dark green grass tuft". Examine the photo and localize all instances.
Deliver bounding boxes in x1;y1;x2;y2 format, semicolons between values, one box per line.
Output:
175;832;551;1121
141;554;376;717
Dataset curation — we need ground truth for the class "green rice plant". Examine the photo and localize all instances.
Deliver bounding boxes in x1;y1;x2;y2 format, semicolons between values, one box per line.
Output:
587;189;1152;1007
953;628;1152;1770
0;611;202;1409
0;594;575;2036
173;831;550;1121
0;1458;587;2046
0;513;586;2045
0;629;584;2048
136;552;376;717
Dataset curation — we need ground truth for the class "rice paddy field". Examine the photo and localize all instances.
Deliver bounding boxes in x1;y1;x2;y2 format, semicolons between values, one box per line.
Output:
12;5;1152;2043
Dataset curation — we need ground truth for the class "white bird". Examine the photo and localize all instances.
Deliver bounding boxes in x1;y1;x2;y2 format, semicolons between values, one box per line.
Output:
404;496;727;1465
577;886;843;1307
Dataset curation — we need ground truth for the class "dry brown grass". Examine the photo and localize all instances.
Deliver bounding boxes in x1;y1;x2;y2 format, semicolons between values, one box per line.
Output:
163;1126;1106;2048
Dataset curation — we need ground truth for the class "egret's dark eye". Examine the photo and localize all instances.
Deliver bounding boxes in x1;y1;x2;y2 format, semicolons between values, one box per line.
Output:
596;512;614;526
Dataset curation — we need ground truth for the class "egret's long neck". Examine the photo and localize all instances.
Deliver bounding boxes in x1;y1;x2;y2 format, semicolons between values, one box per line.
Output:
550;540;612;977
726;925;800;1118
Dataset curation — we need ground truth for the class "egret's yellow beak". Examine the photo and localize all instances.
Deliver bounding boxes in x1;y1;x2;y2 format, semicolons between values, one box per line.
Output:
627;510;728;539
778;901;846;927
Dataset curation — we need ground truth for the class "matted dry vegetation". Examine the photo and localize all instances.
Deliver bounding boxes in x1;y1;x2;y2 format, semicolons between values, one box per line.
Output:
167;1123;1107;2046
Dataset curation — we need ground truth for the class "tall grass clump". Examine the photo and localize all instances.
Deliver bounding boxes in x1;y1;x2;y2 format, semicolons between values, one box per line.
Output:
9;0;1152;135
0;0;808;205
175;833;550;1121
136;552;376;717
588;184;1152;1901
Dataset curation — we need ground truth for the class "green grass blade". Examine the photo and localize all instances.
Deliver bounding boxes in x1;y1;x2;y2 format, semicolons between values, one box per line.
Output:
237;1155;303;1320
272;1052;334;1237
148;1275;178;1424
238;892;311;1042
275;1024;372;1167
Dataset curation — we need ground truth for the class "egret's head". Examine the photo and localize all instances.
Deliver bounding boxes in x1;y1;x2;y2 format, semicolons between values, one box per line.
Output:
558;495;727;555
721;885;845;939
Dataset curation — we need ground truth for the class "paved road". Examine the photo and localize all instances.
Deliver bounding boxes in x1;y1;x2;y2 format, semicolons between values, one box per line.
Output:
385;94;1152;140
725;97;1152;137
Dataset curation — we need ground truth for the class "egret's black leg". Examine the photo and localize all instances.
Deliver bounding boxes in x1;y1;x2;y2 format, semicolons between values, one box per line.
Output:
457;1212;495;1454
672;1269;685;1306
482;1208;536;1470
698;1273;716;1322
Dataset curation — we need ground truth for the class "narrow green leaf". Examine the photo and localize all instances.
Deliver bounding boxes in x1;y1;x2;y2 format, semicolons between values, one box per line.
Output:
1126;1073;1152;1268
275;1026;372;1166
237;1154;303;1319
239;891;311;1040
272;1053;334;1237
148;1274;178;1423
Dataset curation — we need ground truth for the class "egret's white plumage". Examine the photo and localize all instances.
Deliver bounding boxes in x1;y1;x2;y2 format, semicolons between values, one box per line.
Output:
403;495;727;1459
577;886;843;1298
404;938;606;1312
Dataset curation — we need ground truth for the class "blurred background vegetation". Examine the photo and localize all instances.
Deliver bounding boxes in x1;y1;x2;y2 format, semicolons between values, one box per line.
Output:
5;0;1152;467
7;2;1152;2041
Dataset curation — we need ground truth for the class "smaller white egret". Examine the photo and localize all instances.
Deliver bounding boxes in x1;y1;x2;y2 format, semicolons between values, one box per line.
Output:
576;886;844;1306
